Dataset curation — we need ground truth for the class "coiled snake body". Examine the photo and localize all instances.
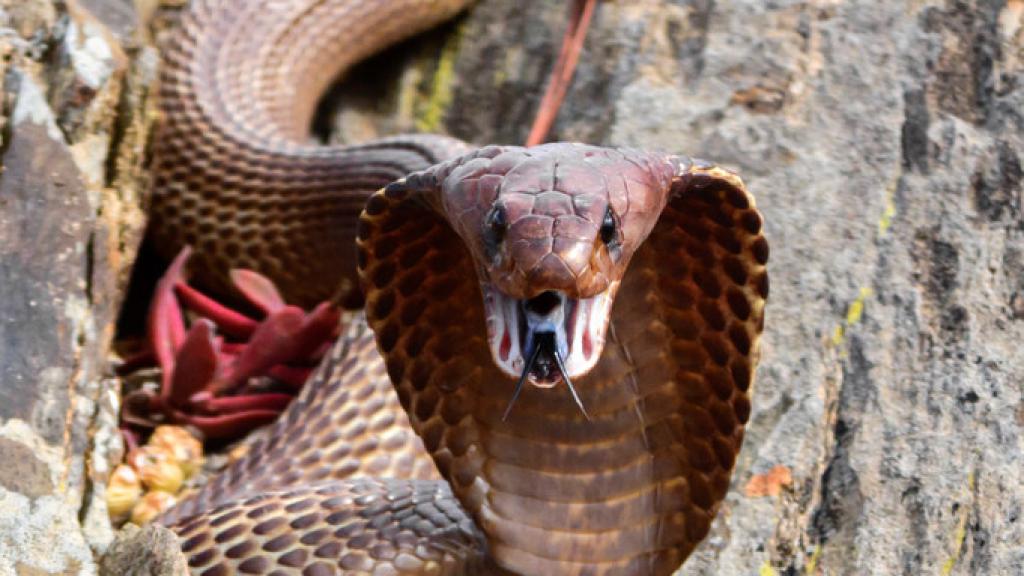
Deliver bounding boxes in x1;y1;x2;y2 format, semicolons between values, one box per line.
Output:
150;1;770;574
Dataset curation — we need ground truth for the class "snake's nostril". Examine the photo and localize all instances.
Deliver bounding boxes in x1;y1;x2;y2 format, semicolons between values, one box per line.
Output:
525;291;561;316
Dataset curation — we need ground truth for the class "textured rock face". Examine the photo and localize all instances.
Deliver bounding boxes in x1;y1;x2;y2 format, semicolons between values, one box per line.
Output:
98;524;189;576
0;0;1021;574
0;0;151;572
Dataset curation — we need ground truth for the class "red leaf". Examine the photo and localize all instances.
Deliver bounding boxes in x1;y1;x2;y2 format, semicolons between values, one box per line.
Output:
266;364;314;389
220;342;247;355
291;302;342;361
174;281;259;338
209;307;306;394
306;341;334;364
150;248;191;392
165;319;220;406
181;410;281;439
230;269;287;314
193;393;293;414
115;349;156;375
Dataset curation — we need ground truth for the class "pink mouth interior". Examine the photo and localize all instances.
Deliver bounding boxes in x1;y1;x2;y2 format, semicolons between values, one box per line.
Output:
484;284;609;385
499;330;512;362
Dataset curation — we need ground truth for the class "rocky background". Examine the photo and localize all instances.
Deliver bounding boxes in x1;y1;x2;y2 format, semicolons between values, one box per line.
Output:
0;0;155;573
0;0;1021;574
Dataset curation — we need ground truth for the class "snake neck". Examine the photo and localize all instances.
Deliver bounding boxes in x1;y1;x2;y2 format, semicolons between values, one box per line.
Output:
358;168;768;575
174;0;471;143
148;0;472;306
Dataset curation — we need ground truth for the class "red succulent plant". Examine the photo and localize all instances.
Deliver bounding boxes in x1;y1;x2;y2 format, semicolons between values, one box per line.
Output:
119;248;341;441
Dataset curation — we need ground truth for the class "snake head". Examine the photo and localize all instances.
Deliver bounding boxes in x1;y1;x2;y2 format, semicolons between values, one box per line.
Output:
438;144;675;389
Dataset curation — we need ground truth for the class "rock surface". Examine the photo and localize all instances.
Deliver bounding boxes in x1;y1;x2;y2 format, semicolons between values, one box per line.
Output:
0;0;1021;574
98;524;189;576
0;0;152;572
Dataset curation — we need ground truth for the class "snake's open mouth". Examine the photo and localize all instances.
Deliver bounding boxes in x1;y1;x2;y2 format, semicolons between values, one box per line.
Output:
482;284;617;419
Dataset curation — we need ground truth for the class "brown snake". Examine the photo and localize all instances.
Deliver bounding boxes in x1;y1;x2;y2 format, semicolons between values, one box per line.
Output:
148;1;770;574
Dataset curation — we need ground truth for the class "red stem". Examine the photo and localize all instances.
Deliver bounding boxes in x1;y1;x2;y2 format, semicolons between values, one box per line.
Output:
174;281;260;338
267;364;315;389
115;349;157;374
193;392;294;414
525;0;597;146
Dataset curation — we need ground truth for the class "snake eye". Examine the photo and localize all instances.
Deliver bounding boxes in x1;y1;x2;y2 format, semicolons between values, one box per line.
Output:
487;206;507;241
484;205;507;256
600;206;618;246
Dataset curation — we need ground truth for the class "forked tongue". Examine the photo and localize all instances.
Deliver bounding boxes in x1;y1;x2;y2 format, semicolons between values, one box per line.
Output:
502;291;590;421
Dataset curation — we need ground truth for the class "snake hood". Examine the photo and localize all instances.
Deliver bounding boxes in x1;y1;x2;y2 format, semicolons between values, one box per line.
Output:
357;142;769;573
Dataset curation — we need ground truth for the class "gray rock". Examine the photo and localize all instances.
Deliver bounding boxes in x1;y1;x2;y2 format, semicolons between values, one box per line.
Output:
0;64;103;576
0;0;148;572
0;421;95;575
98;524;188;576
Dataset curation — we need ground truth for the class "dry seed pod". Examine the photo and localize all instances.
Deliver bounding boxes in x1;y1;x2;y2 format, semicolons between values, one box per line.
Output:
128;445;184;493
106;464;142;522
148;425;204;479
130;490;177;525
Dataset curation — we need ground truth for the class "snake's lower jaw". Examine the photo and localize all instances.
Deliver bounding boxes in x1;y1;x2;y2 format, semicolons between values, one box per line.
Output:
482;281;618;385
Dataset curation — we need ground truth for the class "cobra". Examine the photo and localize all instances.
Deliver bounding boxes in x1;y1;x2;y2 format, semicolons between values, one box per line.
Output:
148;1;770;574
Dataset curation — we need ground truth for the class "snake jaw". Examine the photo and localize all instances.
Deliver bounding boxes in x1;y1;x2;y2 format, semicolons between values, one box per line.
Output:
482;282;618;391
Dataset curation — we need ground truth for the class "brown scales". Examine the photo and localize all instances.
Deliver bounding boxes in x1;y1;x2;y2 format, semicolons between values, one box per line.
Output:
355;146;767;574
148;0;473;307
171;478;486;574
152;2;769;575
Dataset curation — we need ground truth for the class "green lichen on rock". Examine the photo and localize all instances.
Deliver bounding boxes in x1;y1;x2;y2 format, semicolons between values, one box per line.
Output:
413;17;466;134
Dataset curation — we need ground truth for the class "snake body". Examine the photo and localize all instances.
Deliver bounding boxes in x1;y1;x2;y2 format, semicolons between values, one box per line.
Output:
149;0;473;307
151;1;770;575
